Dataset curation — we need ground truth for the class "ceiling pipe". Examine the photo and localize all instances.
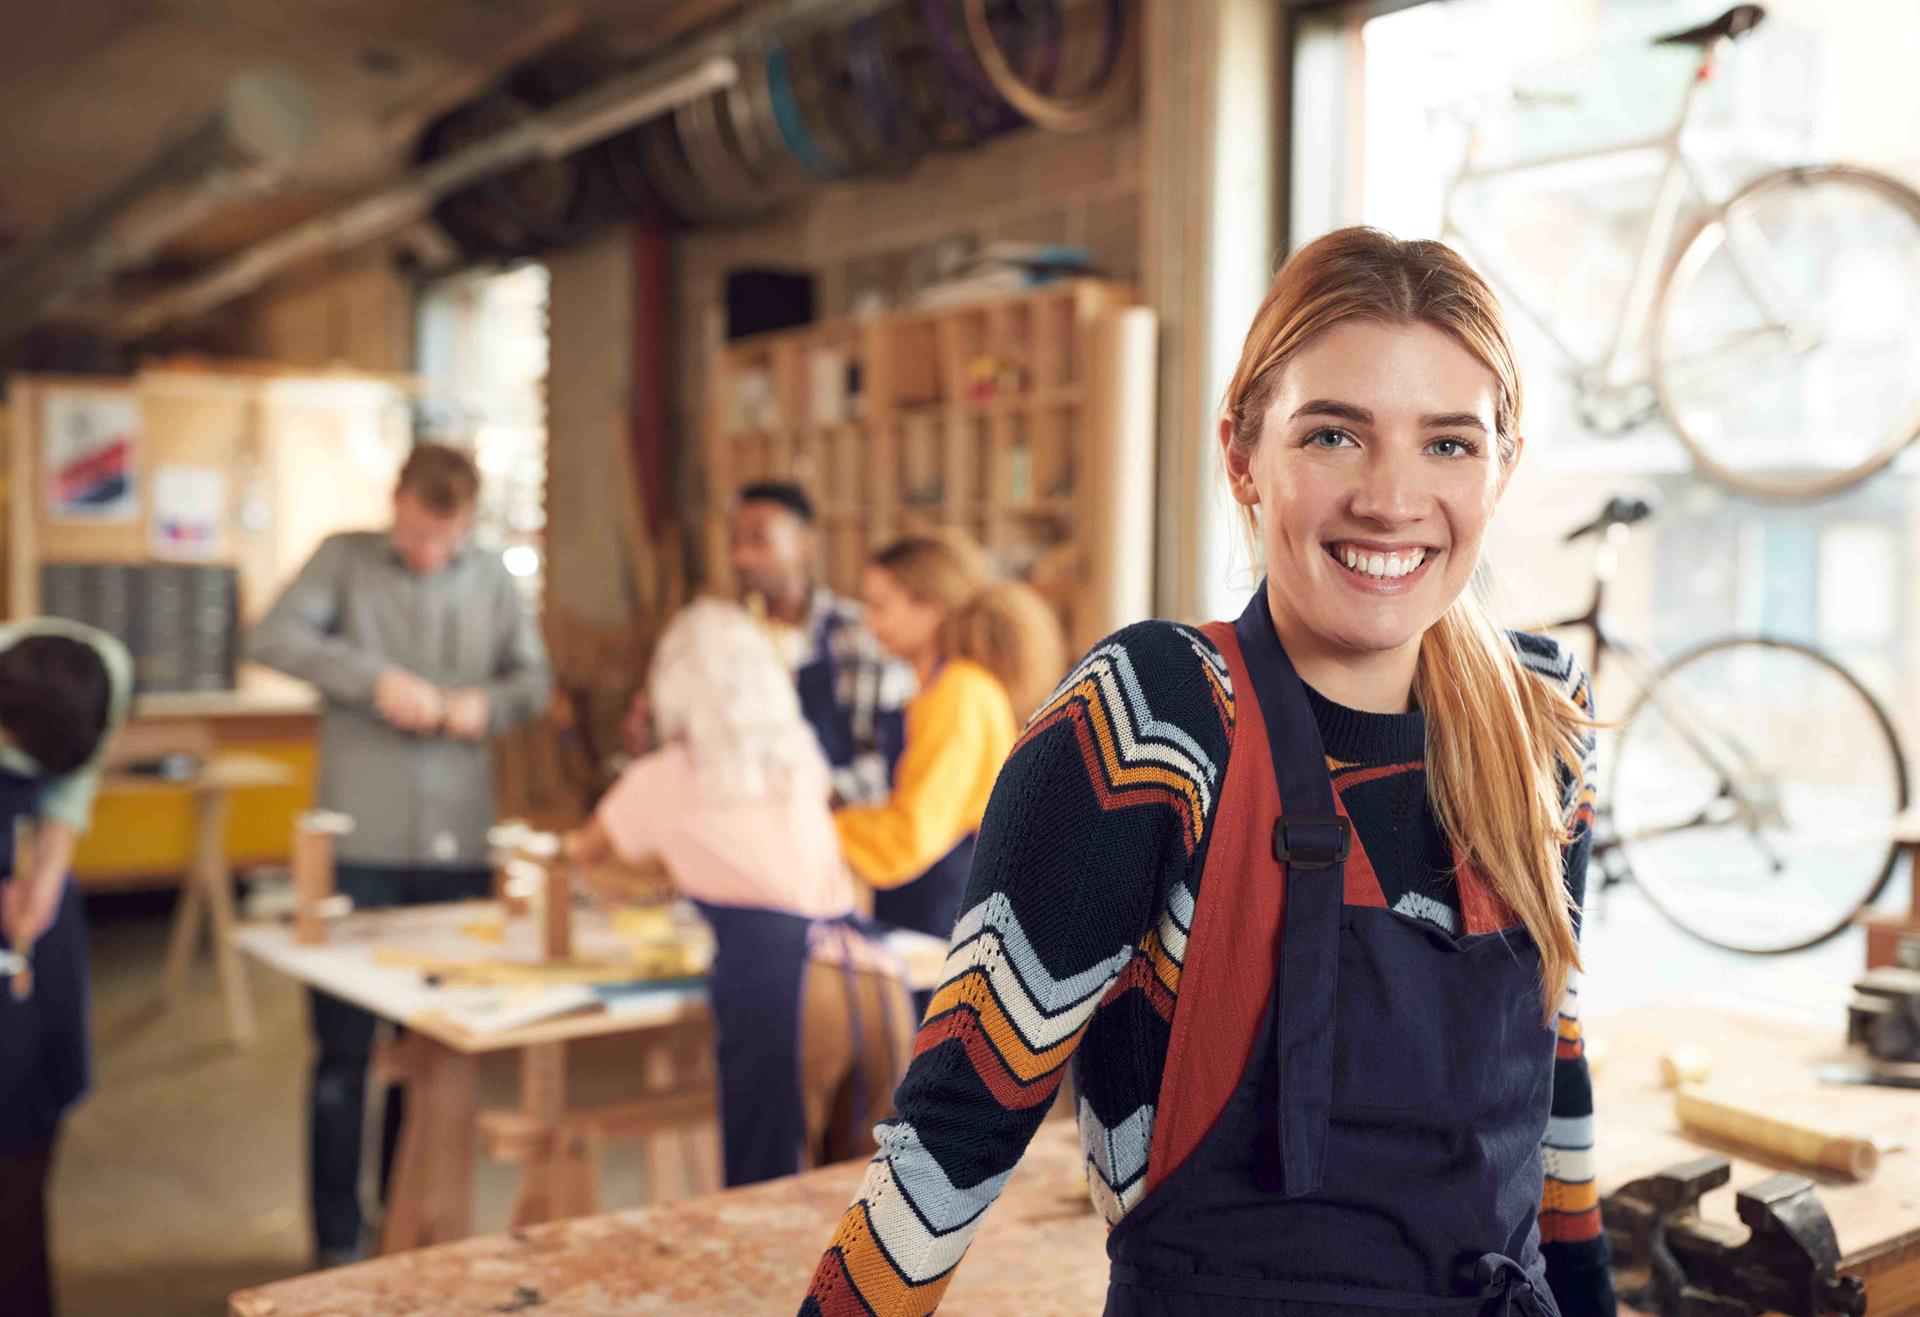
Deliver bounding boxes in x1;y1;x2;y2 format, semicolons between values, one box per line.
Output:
0;69;317;339
116;0;901;338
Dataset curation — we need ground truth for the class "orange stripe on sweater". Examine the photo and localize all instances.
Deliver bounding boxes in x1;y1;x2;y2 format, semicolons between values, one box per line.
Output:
1019;695;1201;851
811;1204;951;1316
1542;1177;1600;1215
912;1010;1076;1108
920;975;1085;1081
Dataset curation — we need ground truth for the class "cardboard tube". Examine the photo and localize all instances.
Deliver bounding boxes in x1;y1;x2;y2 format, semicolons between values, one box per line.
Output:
1675;1088;1878;1180
291;823;335;946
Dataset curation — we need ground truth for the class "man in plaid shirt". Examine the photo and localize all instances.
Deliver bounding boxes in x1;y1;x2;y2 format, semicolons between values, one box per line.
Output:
730;482;912;805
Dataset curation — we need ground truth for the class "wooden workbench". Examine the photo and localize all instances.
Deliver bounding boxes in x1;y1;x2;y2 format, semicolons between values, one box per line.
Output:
236;901;948;1258
228;1003;1917;1316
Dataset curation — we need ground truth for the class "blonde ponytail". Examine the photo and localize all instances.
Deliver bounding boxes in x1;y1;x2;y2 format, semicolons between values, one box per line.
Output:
1418;590;1590;1016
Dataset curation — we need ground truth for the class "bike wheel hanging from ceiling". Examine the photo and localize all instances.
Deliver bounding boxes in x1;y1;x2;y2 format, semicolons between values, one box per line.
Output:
419;0;1141;251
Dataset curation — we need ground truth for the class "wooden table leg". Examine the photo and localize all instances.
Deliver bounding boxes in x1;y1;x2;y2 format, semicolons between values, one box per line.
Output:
194;787;255;1044
160;848;207;1004
510;1040;599;1228
380;1034;480;1254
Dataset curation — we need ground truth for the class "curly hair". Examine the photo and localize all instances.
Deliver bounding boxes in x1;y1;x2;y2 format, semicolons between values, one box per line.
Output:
646;598;830;803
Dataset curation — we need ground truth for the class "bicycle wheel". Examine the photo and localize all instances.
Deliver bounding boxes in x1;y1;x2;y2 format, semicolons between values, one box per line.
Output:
1607;636;1907;953
1653;165;1920;500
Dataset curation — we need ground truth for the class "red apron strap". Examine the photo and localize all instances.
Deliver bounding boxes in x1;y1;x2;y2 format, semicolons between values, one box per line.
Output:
1142;621;1283;1194
1141;620;1393;1197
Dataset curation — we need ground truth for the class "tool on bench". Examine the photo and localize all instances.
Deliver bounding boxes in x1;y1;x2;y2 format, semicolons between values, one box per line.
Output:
1603;1157;1866;1317
1847;966;1920;1063
1815;1061;1920;1091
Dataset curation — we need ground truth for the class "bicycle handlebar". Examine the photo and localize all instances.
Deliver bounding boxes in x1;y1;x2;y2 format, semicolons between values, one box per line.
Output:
1563;495;1657;543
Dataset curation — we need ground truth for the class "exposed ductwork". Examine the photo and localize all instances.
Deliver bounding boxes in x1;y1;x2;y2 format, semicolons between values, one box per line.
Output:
113;0;903;339
0;69;318;340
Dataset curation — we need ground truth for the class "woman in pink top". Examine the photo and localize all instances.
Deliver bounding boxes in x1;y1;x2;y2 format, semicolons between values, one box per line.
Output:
568;600;912;1185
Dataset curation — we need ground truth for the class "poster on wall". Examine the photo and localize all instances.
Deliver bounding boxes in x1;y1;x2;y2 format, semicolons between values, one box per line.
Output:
150;464;229;561
43;390;139;521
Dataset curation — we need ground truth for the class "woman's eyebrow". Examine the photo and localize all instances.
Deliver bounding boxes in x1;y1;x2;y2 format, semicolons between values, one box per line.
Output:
1289;400;1489;433
1289;400;1372;424
1422;412;1488;432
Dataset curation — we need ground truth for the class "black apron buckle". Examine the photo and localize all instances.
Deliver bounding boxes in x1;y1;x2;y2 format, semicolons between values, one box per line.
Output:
1272;814;1351;870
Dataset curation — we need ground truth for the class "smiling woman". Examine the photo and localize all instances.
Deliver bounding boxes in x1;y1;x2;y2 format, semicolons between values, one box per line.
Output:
801;229;1613;1317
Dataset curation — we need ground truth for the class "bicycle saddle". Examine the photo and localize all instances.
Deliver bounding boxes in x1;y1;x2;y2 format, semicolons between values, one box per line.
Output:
1654;4;1766;48
1562;495;1656;543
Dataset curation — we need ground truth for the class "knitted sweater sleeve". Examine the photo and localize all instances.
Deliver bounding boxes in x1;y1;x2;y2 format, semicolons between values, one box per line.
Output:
801;621;1234;1316
1515;636;1617;1316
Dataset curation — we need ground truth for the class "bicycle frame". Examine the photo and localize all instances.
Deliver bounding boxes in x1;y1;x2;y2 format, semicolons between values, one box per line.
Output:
1438;40;1785;400
1541;527;1779;855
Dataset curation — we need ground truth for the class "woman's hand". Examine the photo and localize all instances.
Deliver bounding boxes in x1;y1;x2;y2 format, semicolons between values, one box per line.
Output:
563;822;612;865
1;871;61;949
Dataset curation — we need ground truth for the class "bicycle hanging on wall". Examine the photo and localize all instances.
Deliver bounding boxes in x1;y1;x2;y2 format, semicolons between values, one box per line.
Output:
1442;4;1920;501
1549;495;1908;954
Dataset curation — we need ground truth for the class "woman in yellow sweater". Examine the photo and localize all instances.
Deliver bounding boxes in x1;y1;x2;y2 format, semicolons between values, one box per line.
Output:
836;533;1065;944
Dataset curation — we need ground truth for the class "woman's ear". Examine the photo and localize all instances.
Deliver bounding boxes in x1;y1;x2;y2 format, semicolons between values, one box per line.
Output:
1220;417;1260;507
1494;431;1526;501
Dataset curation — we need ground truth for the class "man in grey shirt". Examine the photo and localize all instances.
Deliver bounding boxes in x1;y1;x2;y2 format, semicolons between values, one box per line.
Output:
248;443;550;1264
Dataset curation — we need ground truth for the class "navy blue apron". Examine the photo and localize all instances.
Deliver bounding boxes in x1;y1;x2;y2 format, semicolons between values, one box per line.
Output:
0;767;90;1159
698;901;902;1187
796;608;906;803
1103;589;1560;1316
796;621;855;782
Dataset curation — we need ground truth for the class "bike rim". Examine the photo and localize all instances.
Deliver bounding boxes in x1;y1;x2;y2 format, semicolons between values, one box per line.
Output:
1654;165;1920;502
1606;635;1906;953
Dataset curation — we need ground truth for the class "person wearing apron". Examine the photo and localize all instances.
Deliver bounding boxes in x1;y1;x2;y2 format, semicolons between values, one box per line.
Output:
0;624;133;1317
833;533;1065;963
802;229;1615;1317
729;480;912;809
568;599;914;1187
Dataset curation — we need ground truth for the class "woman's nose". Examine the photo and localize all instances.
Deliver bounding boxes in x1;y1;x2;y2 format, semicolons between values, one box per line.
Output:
1347;450;1429;526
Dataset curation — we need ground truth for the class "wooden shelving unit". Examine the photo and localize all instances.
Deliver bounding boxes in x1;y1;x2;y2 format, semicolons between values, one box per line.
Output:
703;279;1156;652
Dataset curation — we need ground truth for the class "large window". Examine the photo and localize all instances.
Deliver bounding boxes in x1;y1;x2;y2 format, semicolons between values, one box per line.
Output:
1283;0;1920;756
414;264;551;609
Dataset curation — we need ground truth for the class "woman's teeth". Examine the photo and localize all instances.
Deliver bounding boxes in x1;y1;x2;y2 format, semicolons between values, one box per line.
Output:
1334;545;1427;579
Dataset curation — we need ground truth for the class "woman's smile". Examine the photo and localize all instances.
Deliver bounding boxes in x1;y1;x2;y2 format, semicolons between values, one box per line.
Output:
1321;539;1442;594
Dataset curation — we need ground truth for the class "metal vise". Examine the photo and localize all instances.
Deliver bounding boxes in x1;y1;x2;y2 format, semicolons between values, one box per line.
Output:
1602;1157;1866;1317
1848;967;1920;1063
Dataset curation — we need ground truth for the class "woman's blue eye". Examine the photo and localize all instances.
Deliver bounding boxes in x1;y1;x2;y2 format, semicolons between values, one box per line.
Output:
1429;438;1475;458
1305;428;1354;449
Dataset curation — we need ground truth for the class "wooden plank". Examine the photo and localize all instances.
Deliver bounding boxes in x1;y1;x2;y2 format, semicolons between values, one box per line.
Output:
232;1116;1104;1317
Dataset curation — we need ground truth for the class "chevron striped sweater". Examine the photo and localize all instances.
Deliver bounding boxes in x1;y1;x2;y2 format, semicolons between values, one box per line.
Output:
804;620;1613;1316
